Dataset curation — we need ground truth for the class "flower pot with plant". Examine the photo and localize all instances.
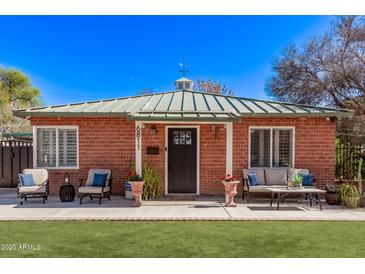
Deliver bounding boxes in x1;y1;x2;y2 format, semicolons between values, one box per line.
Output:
325;183;337;205
221;174;239;207
288;173;303;189
128;174;145;207
337;183;361;208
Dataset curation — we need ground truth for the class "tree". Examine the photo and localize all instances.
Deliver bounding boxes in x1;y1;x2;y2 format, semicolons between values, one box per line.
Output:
266;16;365;144
194;79;234;96
0;67;42;133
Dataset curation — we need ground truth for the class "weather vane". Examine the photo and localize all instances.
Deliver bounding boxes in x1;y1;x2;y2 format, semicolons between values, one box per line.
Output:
179;57;189;77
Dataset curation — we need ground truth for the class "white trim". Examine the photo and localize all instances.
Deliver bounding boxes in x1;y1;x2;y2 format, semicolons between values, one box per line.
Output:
248;126;295;169
135;121;143;176
225;122;233;175
139;120;228;124
33;126;79;169
165;125;200;195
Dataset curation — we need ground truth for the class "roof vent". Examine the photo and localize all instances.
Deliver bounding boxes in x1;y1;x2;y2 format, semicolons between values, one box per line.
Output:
175;77;193;90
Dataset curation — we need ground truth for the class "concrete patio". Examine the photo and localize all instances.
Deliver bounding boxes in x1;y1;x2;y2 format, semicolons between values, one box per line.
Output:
1;189;365;221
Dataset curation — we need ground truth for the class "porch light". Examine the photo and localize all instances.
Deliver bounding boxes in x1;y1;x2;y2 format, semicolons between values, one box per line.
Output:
150;125;158;136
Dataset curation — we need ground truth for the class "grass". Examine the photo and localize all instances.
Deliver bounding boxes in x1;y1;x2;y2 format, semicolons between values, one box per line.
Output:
0;221;365;257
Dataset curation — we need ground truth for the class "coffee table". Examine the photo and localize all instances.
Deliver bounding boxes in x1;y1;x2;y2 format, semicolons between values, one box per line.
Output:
268;187;326;210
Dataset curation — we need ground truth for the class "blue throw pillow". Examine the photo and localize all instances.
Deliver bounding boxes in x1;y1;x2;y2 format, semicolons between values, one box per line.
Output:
247;173;258;186
301;173;314;187
92;173;108;187
19;173;35;187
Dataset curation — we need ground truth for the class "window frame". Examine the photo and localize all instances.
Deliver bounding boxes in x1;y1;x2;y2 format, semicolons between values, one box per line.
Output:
248;126;295;169
33;126;79;169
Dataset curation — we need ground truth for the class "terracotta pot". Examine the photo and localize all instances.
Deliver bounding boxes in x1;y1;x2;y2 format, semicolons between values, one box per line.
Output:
346;196;360;208
130;181;145;207
325;193;337;205
221;180;239;207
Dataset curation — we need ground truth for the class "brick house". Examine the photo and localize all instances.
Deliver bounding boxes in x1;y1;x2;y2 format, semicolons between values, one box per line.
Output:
13;78;352;196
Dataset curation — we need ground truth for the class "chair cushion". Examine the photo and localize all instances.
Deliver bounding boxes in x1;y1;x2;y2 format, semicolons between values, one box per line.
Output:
265;169;287;185
22;169;48;186
247;173;258;186
19;174;35;187
92;173;108;187
86;169;111;186
19;185;46;194
79;186;110;194
243;169;265;185
301;173;314;187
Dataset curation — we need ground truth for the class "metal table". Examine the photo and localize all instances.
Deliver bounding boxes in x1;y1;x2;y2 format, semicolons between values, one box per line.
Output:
268;187;326;210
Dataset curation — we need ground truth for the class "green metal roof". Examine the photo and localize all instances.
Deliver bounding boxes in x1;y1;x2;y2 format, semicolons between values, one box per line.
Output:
13;90;353;121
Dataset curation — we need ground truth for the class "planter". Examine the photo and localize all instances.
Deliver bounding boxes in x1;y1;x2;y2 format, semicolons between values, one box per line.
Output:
130;181;145;207
346;196;360;208
124;181;133;200
325;192;337;205
221;180;239;207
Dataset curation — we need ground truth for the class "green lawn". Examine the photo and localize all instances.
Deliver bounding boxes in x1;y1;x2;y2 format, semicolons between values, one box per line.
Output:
0;221;364;257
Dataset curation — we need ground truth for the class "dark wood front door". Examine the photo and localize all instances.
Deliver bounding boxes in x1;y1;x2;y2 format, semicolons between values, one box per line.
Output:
168;128;197;194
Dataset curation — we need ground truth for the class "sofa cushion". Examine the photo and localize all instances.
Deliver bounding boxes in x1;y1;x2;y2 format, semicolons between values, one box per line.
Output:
265;169;287;185
19;174;35;187
243;169;265;185
301;173;314;187
247;173;258;186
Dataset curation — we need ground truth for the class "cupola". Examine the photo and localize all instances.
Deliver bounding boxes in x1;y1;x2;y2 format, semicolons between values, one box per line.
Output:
175;77;193;90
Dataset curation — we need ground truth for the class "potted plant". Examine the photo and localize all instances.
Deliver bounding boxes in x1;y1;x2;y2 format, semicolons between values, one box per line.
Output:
325;183;337;205
221;174;239;207
288;173;303;189
128;174;145;207
337;183;361;208
124;163;136;200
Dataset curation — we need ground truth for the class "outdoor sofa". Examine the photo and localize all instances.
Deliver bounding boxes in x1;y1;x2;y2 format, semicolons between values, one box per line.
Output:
242;168;316;203
18;168;49;205
78;169;112;205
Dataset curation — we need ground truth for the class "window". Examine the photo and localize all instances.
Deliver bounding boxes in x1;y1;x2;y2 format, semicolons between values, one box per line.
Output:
173;130;192;145
249;128;294;168
178;83;184;89
184;83;191;90
36;127;78;168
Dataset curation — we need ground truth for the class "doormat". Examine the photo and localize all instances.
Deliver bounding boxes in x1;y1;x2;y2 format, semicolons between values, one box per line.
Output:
247;206;303;211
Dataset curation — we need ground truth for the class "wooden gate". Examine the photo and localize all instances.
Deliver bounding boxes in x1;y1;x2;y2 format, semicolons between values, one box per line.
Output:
0;141;33;188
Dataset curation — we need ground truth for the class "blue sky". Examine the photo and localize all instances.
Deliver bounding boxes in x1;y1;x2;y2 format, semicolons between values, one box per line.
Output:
0;16;334;105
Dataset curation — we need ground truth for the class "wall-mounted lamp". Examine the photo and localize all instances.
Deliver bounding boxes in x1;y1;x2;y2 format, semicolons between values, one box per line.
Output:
211;125;220;140
150;125;158;136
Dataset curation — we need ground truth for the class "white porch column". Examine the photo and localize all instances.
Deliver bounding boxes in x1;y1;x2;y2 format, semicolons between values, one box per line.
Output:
225;122;233;175
135;121;143;176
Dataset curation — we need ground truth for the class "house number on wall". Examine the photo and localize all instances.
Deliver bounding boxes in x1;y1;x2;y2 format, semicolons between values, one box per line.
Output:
136;125;141;150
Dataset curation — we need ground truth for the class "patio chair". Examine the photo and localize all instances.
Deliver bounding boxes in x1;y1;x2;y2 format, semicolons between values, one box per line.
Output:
18;168;49;205
78;169;112;205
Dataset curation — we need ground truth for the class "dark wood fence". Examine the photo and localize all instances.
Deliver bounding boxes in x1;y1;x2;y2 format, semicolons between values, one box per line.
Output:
336;143;365;180
0;141;33;188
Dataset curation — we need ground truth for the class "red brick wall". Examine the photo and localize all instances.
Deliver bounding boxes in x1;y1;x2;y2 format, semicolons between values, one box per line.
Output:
31;116;336;196
31;117;135;195
233;117;337;189
200;124;226;195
